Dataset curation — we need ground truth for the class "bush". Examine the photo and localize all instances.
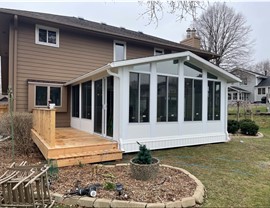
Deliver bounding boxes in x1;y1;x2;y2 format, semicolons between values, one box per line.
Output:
133;141;152;164
240;120;259;136
0;112;35;155
239;119;255;127
227;120;239;134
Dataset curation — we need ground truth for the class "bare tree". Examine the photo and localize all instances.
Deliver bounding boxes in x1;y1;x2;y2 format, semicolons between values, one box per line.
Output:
251;59;270;75
195;3;254;71
139;1;207;27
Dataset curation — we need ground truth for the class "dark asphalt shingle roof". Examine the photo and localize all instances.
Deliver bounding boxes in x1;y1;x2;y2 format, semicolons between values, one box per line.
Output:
232;68;267;78
257;77;270;87
0;8;217;59
228;86;250;93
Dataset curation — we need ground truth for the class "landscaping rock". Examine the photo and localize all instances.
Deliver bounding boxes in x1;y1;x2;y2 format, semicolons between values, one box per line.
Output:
129;201;147;208
181;197;195;208
165;200;182;208
146;202;165;208
193;190;204;204
62;196;81;205
93;198;111;208
77;197;96;207
111;199;130;208
52;193;63;203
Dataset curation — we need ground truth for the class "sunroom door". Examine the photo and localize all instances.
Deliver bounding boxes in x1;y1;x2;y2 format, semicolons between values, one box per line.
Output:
94;77;114;137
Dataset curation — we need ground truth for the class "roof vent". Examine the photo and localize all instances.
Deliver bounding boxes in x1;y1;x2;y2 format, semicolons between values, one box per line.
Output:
120;27;126;30
100;22;107;25
77;17;85;20
138;31;144;34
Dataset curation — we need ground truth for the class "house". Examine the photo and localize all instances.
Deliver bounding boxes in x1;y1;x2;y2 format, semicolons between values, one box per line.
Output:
228;86;250;105
230;68;269;103
0;8;240;166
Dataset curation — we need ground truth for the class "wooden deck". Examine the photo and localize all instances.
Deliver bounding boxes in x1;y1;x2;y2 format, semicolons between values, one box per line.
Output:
32;127;123;167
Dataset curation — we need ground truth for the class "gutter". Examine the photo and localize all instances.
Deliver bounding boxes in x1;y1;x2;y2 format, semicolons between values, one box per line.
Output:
13;14;18;111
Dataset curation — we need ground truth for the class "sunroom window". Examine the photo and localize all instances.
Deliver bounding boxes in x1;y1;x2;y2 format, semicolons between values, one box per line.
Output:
72;85;79;118
81;81;92;119
129;72;150;123
208;81;221;120
35;25;59;47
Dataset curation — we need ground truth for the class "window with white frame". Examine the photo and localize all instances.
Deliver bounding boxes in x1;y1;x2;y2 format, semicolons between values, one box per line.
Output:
35;85;61;107
129;72;150;123
208;81;221;120
184;62;203;121
154;48;164;56
228;93;232;100
157;76;178;122
72;85;80;118
114;41;126;61
81;81;92;119
35;25;59;47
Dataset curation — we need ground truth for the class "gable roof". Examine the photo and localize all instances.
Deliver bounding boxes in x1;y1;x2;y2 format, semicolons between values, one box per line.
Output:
256;77;270;87
0;8;217;60
65;51;241;86
231;68;267;78
228;86;250;93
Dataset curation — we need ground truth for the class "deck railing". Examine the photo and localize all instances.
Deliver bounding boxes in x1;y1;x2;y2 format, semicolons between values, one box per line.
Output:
32;108;56;147
0;104;8;119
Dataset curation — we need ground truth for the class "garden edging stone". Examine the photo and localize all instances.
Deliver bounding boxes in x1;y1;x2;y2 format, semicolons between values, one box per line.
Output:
52;163;205;208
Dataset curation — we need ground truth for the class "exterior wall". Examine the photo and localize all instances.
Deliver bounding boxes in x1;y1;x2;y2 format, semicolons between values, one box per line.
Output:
231;70;257;102
118;61;228;153
15;20;159;127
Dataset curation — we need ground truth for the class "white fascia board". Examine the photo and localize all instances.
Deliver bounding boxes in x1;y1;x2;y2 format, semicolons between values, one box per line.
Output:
64;64;111;86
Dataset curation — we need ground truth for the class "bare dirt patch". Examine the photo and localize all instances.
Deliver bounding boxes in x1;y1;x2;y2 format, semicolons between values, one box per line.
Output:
50;164;197;203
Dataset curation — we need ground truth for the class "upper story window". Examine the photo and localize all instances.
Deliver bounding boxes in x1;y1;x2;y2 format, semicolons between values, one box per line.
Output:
35;85;61;107
114;41;126;61
35;25;59;47
154;48;164;56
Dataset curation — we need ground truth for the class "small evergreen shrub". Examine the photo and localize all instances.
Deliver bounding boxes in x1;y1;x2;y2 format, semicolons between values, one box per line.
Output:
103;181;116;191
227;120;239;134
240;120;259;136
0;112;36;155
133;141;152;164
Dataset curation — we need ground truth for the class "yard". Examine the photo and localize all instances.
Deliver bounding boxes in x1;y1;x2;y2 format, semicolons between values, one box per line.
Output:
1;110;270;207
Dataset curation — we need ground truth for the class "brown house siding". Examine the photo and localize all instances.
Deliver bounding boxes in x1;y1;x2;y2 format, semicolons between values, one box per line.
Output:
15;21;159;127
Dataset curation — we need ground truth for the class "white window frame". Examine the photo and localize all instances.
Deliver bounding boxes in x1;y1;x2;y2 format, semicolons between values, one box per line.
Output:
35;24;59;47
113;40;126;61
154;48;164;56
34;84;62;107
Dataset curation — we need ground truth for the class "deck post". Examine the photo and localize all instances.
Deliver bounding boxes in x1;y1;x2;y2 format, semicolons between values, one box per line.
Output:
32;108;56;147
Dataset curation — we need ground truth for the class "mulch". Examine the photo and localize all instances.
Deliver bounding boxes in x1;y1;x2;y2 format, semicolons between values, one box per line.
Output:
0;139;197;204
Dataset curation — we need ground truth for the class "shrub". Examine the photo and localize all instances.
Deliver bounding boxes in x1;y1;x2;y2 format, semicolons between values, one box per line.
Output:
0;112;35;155
133;142;152;164
227;120;239;134
239;119;255;127
240;120;259;136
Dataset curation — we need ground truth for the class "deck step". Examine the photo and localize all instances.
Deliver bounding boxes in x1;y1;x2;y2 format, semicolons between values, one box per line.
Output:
55;150;123;167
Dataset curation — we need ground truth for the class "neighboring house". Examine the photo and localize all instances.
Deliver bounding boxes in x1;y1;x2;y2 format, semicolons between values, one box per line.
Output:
0;8;240;164
228;86;250;104
230;68;268;103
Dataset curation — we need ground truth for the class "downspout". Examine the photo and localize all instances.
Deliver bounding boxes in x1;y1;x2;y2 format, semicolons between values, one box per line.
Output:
13;15;18;112
106;68;123;150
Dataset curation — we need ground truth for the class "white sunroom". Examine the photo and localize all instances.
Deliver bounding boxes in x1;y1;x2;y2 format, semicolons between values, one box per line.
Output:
65;51;240;152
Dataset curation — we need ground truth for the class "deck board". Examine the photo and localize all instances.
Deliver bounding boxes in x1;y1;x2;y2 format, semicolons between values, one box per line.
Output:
31;127;122;167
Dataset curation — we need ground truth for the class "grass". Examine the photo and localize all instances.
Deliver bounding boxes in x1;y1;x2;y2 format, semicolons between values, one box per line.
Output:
54;114;270;207
228;103;268;115
120;115;270;207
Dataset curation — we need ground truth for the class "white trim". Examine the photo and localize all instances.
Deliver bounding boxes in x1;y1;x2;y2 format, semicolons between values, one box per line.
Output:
35;24;59;47
28;81;63;86
113;40;126;61
65;51;241;86
154;48;164;56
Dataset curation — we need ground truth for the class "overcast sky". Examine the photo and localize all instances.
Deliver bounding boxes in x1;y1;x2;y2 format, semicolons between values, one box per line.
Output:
0;1;268;65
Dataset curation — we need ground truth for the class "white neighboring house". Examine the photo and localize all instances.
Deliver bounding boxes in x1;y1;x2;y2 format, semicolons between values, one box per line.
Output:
66;51;240;152
228;86;250;105
230;68;269;103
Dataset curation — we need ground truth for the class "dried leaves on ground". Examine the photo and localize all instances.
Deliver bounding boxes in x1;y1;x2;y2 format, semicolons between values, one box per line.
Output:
50;164;197;203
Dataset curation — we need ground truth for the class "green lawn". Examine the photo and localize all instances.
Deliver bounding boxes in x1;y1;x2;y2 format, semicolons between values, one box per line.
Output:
54;115;270;207
228;103;268;115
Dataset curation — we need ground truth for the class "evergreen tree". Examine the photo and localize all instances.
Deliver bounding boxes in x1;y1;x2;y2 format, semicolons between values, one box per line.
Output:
134;142;152;164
